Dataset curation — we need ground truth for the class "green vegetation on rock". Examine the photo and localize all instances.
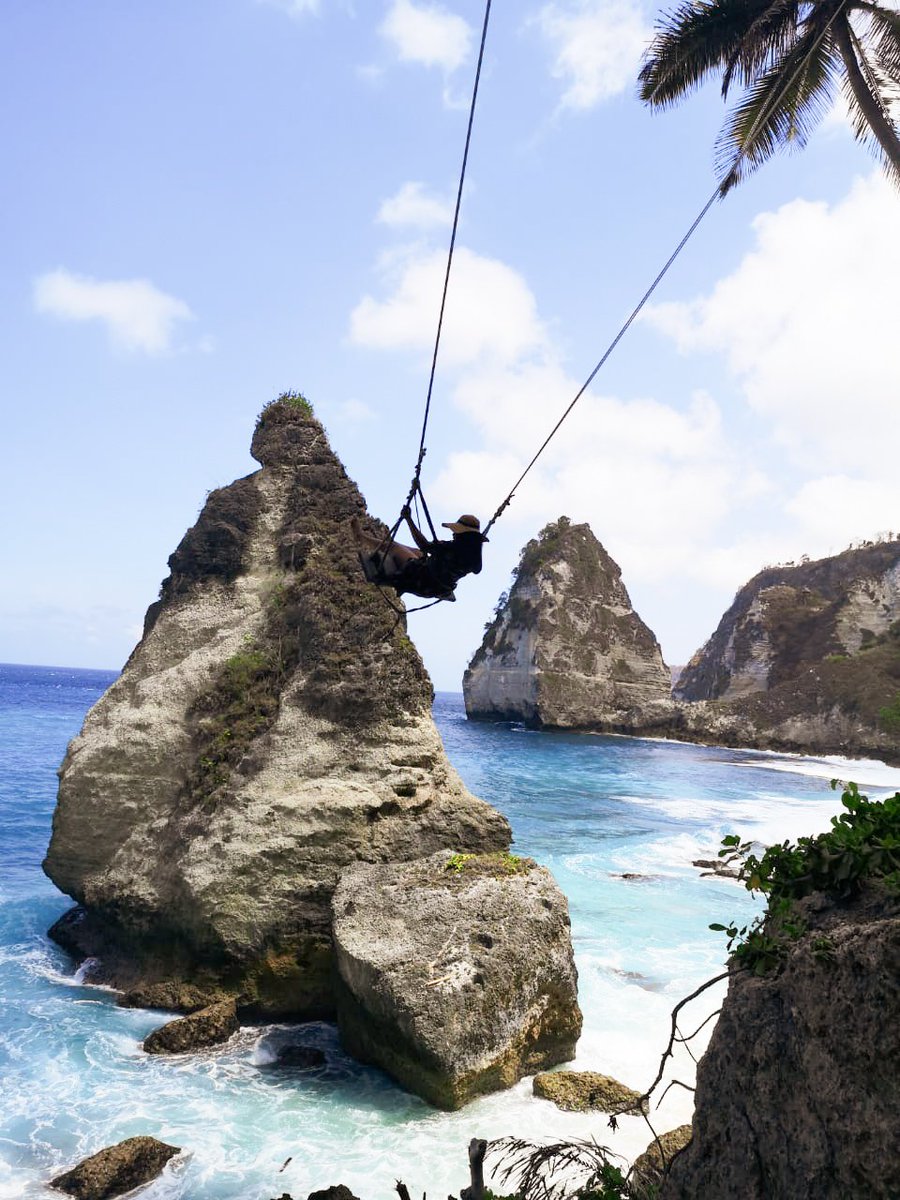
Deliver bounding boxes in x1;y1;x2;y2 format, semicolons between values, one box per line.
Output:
712;781;900;973
444;850;532;879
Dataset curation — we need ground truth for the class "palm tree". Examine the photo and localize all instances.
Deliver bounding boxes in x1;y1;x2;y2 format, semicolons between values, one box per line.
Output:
638;0;900;191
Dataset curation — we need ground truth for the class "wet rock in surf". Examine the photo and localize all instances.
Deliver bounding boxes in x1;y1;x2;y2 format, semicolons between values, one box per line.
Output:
532;1069;646;1114
142;999;239;1055
332;850;582;1110
51;1136;179;1200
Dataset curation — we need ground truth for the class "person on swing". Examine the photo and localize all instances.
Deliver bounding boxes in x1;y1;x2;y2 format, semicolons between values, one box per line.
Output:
351;508;485;601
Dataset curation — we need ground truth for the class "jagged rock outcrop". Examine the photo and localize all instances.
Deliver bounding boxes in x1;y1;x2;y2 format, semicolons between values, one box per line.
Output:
670;540;900;762
43;395;512;1023
142;999;238;1054
51;1137;180;1200
331;850;582;1109
661;884;900;1199
464;518;671;727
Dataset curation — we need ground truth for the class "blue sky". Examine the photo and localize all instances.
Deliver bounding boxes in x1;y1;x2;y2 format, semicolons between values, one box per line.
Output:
2;0;898;688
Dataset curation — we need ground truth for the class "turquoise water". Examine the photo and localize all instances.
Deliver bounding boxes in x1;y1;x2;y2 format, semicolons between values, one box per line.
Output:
2;662;898;1199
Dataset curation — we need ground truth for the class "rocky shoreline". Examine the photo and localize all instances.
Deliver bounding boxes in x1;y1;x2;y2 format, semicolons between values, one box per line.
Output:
465;521;900;765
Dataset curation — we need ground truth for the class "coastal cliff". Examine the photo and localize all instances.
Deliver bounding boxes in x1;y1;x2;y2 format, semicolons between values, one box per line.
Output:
662;881;900;1199
43;396;517;1023
670;540;900;762
677;540;900;700
463;518;671;727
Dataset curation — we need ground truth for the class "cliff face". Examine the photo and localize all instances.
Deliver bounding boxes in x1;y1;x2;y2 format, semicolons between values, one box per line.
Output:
668;541;900;763
662;884;900;1199
676;541;900;700
463;518;671;727
44;396;511;1018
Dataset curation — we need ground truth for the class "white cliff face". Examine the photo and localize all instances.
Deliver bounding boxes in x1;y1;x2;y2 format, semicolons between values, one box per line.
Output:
464;518;671;727
44;398;512;1018
676;542;900;702
464;578;540;720
836;561;900;653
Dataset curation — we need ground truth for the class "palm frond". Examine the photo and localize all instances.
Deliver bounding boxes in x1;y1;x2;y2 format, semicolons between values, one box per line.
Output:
715;17;841;190
864;5;900;81
488;1137;634;1200
640;0;786;107
722;0;804;94
840;20;900;184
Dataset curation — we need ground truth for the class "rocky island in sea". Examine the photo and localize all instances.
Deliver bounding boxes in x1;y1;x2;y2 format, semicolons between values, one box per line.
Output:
466;519;900;764
42;394;581;1108
464;517;672;727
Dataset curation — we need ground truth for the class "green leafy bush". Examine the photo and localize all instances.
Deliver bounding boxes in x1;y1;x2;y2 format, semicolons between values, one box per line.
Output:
711;782;900;973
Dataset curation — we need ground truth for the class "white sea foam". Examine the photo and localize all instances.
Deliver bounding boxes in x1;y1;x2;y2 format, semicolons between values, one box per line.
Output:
731;752;900;792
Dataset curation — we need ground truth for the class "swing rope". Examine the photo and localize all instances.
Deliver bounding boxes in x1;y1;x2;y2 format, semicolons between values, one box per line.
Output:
482;0;853;538
388;0;494;549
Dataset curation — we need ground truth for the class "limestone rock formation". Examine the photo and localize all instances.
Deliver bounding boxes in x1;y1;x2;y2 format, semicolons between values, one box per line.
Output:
464;517;671;727
672;539;900;762
51;1136;180;1200
661;884;900;1200
532;1070;646;1114
331;850;582;1109
44;395;511;1020
142;998;239;1054
630;1126;691;1194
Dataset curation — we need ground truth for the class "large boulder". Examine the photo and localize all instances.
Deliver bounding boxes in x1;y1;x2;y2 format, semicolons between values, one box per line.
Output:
661;884;900;1199
532;1070;646;1114
43;395;511;1018
51;1137;179;1200
630;1126;692;1193
464;517;671;727
332;850;582;1109
142;998;239;1054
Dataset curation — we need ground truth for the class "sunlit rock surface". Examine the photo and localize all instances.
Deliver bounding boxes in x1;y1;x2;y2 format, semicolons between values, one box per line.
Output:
44;396;511;1019
464;517;671;727
332;850;582;1109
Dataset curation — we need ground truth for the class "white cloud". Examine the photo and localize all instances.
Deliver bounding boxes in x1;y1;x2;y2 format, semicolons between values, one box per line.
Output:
349;246;548;366
645;173;900;475
535;0;652;110
432;368;747;586
786;475;900;550
380;0;472;73
33;269;194;354
377;181;454;230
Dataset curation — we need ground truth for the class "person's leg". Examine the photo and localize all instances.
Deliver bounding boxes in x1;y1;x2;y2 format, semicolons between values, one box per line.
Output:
350;518;421;582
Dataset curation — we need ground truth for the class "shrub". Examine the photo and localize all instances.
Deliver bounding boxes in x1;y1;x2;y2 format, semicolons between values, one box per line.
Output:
711;782;900;973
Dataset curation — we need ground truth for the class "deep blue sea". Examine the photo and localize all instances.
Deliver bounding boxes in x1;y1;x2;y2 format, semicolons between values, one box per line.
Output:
2;662;899;1199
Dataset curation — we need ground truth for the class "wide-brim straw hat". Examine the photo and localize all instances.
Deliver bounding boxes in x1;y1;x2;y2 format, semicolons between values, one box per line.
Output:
442;513;481;534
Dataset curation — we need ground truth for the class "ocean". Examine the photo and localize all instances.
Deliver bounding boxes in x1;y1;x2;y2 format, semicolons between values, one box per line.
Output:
2;662;899;1199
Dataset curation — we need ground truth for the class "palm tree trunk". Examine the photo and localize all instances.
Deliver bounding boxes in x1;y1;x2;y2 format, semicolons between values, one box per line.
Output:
832;14;900;177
